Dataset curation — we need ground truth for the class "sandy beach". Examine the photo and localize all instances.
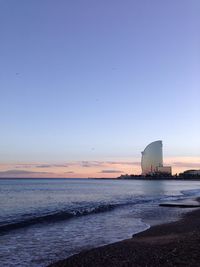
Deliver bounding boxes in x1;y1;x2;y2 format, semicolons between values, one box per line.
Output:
48;199;200;267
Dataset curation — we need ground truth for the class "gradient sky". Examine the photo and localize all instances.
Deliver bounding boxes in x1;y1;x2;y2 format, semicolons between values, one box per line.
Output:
0;0;200;177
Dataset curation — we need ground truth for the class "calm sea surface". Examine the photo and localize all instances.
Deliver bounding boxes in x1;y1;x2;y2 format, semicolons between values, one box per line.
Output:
1;178;200;267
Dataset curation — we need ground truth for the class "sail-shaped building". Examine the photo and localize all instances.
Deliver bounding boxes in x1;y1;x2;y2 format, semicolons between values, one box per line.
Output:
141;140;171;175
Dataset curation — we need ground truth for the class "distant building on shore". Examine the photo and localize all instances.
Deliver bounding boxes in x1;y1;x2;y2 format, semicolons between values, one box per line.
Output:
141;140;172;176
181;170;200;176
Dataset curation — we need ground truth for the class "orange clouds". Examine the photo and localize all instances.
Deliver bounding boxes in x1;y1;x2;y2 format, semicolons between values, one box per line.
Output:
0;157;199;178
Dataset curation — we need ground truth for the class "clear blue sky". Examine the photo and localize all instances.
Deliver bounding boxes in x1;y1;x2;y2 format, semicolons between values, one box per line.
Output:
1;0;200;166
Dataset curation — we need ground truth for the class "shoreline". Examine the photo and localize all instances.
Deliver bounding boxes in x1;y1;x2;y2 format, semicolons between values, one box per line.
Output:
48;198;200;267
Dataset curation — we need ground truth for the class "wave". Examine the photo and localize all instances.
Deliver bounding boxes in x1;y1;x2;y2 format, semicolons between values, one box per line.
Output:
181;189;200;197
0;204;117;235
0;194;186;235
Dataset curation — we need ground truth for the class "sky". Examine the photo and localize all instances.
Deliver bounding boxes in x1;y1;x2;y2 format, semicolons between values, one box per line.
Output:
0;0;200;177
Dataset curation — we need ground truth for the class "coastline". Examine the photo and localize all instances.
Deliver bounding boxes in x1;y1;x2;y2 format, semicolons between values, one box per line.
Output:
48;198;200;267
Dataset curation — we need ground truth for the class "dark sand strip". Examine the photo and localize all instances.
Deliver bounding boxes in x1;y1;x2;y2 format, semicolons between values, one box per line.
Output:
159;203;200;208
48;200;200;267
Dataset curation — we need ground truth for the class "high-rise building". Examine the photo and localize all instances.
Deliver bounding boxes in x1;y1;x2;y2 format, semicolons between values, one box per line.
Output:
141;140;171;175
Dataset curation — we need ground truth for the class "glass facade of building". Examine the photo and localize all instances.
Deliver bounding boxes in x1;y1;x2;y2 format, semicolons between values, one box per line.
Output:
141;140;163;175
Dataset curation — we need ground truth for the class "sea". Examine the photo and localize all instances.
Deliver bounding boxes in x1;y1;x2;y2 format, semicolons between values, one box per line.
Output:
1;178;200;267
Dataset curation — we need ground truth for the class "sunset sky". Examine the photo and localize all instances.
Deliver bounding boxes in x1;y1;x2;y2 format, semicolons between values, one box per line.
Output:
0;0;199;178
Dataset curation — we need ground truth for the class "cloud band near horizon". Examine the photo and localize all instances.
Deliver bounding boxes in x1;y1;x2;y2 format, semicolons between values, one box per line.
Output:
0;157;199;178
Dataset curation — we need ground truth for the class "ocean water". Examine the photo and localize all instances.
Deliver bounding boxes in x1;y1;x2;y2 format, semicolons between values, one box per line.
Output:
1;178;200;267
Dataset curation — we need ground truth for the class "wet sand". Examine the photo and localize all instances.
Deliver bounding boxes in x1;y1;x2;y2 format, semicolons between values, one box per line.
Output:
48;199;200;267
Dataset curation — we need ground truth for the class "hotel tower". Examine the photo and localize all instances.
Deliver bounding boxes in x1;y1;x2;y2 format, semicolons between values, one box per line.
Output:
141;140;171;175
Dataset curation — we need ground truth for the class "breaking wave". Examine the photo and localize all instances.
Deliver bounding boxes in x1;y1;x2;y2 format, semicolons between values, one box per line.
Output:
0;193;189;235
0;203;116;234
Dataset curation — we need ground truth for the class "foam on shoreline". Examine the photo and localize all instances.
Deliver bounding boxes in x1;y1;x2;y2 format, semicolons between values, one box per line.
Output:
48;197;200;267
